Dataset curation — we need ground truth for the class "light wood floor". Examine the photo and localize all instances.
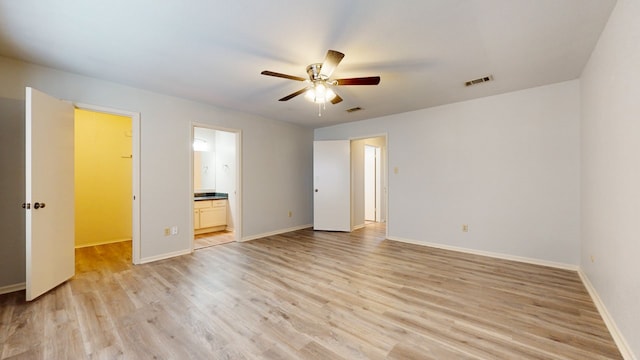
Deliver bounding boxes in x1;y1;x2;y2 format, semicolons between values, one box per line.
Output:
194;230;235;250
0;223;622;359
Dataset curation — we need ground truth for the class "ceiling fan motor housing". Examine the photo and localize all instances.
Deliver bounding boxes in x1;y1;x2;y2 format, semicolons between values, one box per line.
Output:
307;63;328;81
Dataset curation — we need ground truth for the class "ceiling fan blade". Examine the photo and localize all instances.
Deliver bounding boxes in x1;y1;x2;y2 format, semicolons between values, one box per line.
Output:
261;70;306;82
331;94;343;104
335;76;381;86
319;50;345;78
278;88;308;101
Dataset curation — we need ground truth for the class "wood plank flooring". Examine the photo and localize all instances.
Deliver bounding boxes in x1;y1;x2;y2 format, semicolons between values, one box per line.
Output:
0;223;622;359
194;230;235;250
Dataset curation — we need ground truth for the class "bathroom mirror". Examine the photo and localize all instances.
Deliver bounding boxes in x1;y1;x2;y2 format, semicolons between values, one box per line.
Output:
193;127;216;192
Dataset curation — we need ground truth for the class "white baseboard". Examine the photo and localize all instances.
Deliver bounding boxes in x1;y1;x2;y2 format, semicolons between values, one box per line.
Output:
138;249;192;264
75;238;131;249
0;282;25;295
578;270;636;360
386;236;579;271
241;224;312;242
352;224;366;230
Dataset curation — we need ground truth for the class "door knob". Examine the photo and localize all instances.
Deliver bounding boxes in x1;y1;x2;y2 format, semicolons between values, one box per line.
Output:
315;189;318;192
33;202;46;209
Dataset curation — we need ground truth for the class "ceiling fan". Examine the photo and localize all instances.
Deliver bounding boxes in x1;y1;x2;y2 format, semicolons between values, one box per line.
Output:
261;50;380;115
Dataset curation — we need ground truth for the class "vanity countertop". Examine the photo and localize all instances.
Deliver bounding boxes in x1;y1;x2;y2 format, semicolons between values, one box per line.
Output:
194;192;228;201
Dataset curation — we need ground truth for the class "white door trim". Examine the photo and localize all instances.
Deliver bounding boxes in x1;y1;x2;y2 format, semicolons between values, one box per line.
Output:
74;103;142;264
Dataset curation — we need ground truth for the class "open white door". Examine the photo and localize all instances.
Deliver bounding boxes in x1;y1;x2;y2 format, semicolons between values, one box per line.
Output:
25;87;75;301
313;140;350;231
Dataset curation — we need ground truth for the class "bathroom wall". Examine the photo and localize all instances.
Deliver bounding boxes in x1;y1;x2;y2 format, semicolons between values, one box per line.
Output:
193;127;216;192
214;130;237;230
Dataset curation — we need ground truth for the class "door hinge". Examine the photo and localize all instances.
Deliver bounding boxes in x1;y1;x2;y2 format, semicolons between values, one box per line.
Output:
22;203;31;209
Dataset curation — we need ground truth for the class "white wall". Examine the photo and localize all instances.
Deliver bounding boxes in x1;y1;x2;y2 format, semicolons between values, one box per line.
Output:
580;0;640;357
364;145;376;221
0;56;313;271
316;80;581;266
215;130;237;231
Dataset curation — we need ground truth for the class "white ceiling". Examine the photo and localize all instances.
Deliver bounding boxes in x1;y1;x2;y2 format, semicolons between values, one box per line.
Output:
0;0;616;128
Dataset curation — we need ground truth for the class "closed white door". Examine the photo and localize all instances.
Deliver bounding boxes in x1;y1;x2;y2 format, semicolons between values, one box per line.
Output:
25;87;75;301
313;140;351;231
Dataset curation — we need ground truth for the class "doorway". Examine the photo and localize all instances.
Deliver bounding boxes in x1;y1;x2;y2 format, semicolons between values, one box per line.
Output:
312;136;387;235
74;109;132;252
74;104;141;263
350;135;386;231
17;89;140;300
191;125;241;249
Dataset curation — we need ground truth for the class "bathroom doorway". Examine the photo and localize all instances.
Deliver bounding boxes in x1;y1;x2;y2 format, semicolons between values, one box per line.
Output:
191;125;241;249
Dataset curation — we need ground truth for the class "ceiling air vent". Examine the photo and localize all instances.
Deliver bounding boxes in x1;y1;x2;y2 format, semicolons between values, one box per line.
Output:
346;107;363;113
465;75;493;87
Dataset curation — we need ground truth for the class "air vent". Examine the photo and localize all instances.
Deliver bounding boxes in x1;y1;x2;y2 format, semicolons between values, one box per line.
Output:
465;75;493;87
346;107;362;113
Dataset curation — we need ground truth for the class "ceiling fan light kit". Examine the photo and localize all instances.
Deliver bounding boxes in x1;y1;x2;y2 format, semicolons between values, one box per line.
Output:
261;50;380;116
304;82;336;104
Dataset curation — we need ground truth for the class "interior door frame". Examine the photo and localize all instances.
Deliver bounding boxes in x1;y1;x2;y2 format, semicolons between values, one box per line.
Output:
190;122;242;247
349;133;389;238
75;103;141;264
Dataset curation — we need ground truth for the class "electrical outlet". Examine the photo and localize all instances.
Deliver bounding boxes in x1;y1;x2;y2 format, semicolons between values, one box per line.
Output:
288;211;293;218
164;228;170;236
462;224;469;232
171;226;178;235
